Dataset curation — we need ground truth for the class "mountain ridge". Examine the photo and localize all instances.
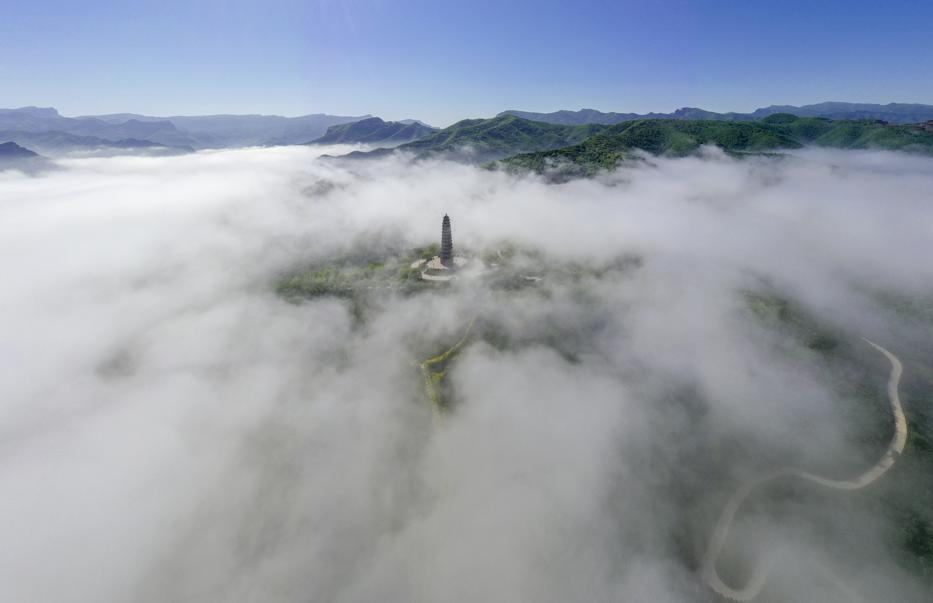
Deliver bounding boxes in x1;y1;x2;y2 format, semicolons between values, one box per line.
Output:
500;102;933;126
309;117;436;145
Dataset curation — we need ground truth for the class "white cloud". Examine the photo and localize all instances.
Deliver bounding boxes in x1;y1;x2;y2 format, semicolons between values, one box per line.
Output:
0;146;930;601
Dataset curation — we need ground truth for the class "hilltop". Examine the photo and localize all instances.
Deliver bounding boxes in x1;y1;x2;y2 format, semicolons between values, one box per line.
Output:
309;117;436;145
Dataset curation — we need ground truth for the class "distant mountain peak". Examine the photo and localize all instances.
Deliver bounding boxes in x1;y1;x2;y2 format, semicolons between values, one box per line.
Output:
354;117;388;125
399;118;435;129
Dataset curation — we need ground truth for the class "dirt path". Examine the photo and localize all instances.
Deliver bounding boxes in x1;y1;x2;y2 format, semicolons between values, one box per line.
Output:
700;338;907;601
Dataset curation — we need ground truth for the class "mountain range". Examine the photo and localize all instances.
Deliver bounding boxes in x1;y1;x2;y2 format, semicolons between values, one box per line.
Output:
3;102;933;163
500;102;933;126
342;112;933;176
0;107;369;154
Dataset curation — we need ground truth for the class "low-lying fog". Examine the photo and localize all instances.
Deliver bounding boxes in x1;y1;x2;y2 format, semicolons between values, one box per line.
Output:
1;146;931;602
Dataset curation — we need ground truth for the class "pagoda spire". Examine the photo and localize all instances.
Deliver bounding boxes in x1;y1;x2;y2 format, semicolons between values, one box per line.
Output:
440;214;453;267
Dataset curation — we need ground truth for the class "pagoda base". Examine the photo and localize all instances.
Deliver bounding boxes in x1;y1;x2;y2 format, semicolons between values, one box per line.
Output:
418;255;470;282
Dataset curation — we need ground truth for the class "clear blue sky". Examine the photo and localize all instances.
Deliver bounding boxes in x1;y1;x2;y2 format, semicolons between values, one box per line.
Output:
2;0;932;126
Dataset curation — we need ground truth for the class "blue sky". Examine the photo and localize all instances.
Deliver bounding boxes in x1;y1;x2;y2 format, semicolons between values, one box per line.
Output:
2;0;932;126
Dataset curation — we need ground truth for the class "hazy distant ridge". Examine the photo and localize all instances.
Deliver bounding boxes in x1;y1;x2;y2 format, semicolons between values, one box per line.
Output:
0;107;371;152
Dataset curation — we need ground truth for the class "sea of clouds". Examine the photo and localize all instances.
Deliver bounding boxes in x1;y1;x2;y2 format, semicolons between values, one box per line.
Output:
1;146;931;602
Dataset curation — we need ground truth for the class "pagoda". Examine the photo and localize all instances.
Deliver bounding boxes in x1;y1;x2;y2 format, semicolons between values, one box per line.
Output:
413;214;470;281
440;214;453;266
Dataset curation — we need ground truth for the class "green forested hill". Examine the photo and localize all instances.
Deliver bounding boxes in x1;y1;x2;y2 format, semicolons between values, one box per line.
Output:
759;112;933;150
499;114;933;176
374;114;608;161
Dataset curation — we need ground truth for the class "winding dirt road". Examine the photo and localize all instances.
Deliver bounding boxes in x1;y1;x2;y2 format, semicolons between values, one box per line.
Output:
701;338;907;601
418;316;476;424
